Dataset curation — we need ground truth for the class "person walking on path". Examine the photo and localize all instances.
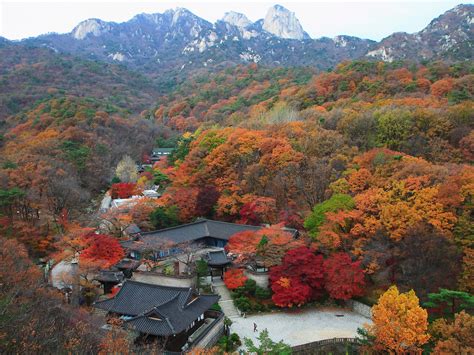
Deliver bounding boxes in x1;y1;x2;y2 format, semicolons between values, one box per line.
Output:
253;322;257;332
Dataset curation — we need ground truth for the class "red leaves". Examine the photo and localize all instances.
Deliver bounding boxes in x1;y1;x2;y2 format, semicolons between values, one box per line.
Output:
110;183;138;199
269;246;324;307
269;247;365;307
79;234;124;269
223;268;248;290
239;196;278;225
271;277;312;308
324;252;365;300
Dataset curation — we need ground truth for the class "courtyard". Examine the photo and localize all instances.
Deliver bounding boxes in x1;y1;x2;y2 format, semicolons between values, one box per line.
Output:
230;307;370;347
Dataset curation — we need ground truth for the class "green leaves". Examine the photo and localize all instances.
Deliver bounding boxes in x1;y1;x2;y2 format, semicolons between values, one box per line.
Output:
304;193;355;237
60;140;91;171
149;206;180;230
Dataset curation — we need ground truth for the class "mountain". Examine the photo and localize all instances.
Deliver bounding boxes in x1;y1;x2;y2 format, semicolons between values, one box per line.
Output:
367;4;474;62
20;4;374;73
11;4;474;74
261;4;309;40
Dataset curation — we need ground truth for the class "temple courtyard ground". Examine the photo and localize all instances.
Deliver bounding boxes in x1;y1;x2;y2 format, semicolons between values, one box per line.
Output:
230;307;370;347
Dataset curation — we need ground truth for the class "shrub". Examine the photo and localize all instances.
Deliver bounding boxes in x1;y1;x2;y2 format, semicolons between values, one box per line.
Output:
243;279;257;296
218;333;241;352
255;286;272;300
234;296;252;313
230;333;241;344
210;303;222;312
195;259;209;277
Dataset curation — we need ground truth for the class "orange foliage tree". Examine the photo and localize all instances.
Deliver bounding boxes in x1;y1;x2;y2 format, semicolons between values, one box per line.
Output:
430;311;474;354
367;285;429;352
225;225;303;267
224;268;248;290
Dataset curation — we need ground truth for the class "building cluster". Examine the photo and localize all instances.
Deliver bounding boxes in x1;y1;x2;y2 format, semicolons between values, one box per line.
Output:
92;218;287;352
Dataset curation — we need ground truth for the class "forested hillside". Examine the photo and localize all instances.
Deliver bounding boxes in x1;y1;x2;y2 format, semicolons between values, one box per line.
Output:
0;44;161;120
0;41;473;352
152;61;473;162
0;96;173;256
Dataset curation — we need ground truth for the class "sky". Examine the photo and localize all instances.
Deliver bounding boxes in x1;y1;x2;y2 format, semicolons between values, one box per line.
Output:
0;0;470;41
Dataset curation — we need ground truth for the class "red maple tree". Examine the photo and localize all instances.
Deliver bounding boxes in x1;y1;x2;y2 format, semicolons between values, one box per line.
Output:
80;234;125;269
269;246;325;307
110;183;138;199
324;252;365;300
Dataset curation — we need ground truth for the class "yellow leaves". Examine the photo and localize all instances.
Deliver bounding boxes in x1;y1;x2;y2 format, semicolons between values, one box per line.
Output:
355;181;456;241
329;178;350;194
368;285;429;352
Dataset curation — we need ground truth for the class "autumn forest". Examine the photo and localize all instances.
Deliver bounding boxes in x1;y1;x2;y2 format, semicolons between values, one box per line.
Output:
1;11;474;354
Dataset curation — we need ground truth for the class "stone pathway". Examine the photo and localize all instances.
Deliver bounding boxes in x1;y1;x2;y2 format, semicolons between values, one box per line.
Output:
212;280;240;318
231;307;371;347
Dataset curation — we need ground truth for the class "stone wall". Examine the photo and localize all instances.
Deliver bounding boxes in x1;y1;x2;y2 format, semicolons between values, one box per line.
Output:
347;299;372;319
194;314;225;349
244;269;269;288
131;271;196;288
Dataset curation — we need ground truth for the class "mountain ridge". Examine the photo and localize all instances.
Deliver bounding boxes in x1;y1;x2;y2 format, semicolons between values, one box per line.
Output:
5;4;473;74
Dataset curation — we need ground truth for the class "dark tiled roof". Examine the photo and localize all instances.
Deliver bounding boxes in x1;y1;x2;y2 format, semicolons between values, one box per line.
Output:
94;280;193;316
135;219;262;246
93;280;219;336
114;258;141;270
95;270;124;283
125;293;219;336
124;223;141;235
206;250;231;266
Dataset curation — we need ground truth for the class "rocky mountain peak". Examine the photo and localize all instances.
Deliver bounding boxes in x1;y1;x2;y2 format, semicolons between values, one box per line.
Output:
222;11;252;28
166;7;194;26
367;4;473;62
262;4;308;40
71;19;111;40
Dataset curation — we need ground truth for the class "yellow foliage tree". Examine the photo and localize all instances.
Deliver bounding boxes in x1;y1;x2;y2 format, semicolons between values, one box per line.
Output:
367;285;430;352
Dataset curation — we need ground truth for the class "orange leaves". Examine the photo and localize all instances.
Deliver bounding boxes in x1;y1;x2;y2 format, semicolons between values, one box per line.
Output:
170;125;306;222
431;78;454;97
226;225;303;267
348;168;373;193
431;311;474;354
223;268;248;290
225;230;260;258
277;277;291;289
367;286;429;352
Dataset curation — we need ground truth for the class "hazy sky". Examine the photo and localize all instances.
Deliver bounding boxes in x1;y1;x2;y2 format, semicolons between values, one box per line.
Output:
0;0;470;41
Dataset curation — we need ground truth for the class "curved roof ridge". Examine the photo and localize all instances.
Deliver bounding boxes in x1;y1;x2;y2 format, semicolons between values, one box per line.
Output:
140;219;207;235
204;219;262;228
124;279;191;291
133;305;164;319
165;317;176;334
181;287;194;309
